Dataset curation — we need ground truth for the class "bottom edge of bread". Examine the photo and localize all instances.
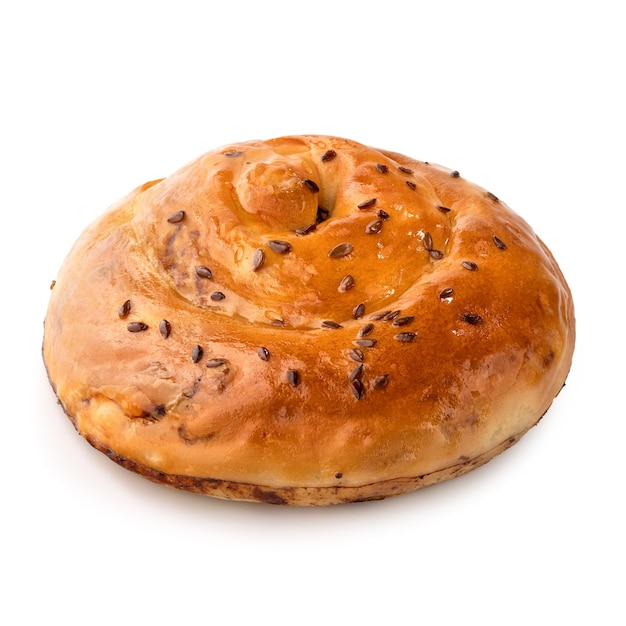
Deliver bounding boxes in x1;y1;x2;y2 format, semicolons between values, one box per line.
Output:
80;422;537;506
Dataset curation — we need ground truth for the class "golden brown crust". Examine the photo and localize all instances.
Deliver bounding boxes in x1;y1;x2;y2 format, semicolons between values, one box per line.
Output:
42;135;575;505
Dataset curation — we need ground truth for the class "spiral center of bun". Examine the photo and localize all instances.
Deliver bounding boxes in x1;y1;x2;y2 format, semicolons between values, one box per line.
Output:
236;159;320;231
134;136;452;328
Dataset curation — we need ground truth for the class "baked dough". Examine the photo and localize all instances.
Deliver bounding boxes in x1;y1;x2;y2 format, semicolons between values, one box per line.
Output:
42;135;575;505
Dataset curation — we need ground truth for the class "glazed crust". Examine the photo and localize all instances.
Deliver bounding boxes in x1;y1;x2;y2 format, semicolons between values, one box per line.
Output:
42;135;575;505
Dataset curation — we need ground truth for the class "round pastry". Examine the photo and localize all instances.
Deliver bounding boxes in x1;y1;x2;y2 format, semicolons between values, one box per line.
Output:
42;135;575;505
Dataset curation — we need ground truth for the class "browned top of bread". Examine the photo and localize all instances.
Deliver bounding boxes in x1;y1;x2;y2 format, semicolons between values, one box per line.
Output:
43;135;575;505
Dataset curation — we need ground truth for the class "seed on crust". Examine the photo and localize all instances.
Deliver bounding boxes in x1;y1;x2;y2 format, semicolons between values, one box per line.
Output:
394;332;416;342
370;311;391;321
159;319;171;338
355;338;377;348
372;374;389;389
382;310;401;321
450;170;460;178
167;210;185;224
303;179;320;192
398;165;413;174
196;265;213;279
353;303;365;319
295;222;317;235
461;313;483;325
210;292;226;301
487;191;500;202
287;369;300;387
376;163;389;174
350;378;365;400
321;149;337;162
392;316;415;327
322;320;343;329
349;363;364;382
192;345;204;363
429;249;444;259
377;209;390;220
493;235;507;250
406;180;417;190
257;346;270;361
267;240;292;254
462;261;478;271
348;348;364;362
127;322;148;332
206;358;228;368
118;299;131;319
423;232;433;251
252;248;265;271
224;150;243;157
437;205;451;214
358;323;375;338
329;242;353;258
358;198;377;210
439;287;454;300
365;219;383;234
338;275;355;292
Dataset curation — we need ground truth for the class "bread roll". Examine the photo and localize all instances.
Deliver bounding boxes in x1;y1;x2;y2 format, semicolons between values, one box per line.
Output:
42;135;575;505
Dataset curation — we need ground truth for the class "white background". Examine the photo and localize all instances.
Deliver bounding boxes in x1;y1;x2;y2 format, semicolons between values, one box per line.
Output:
2;1;624;624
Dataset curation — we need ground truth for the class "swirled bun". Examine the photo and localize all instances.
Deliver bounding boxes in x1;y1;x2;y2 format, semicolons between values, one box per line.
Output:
42;135;575;505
